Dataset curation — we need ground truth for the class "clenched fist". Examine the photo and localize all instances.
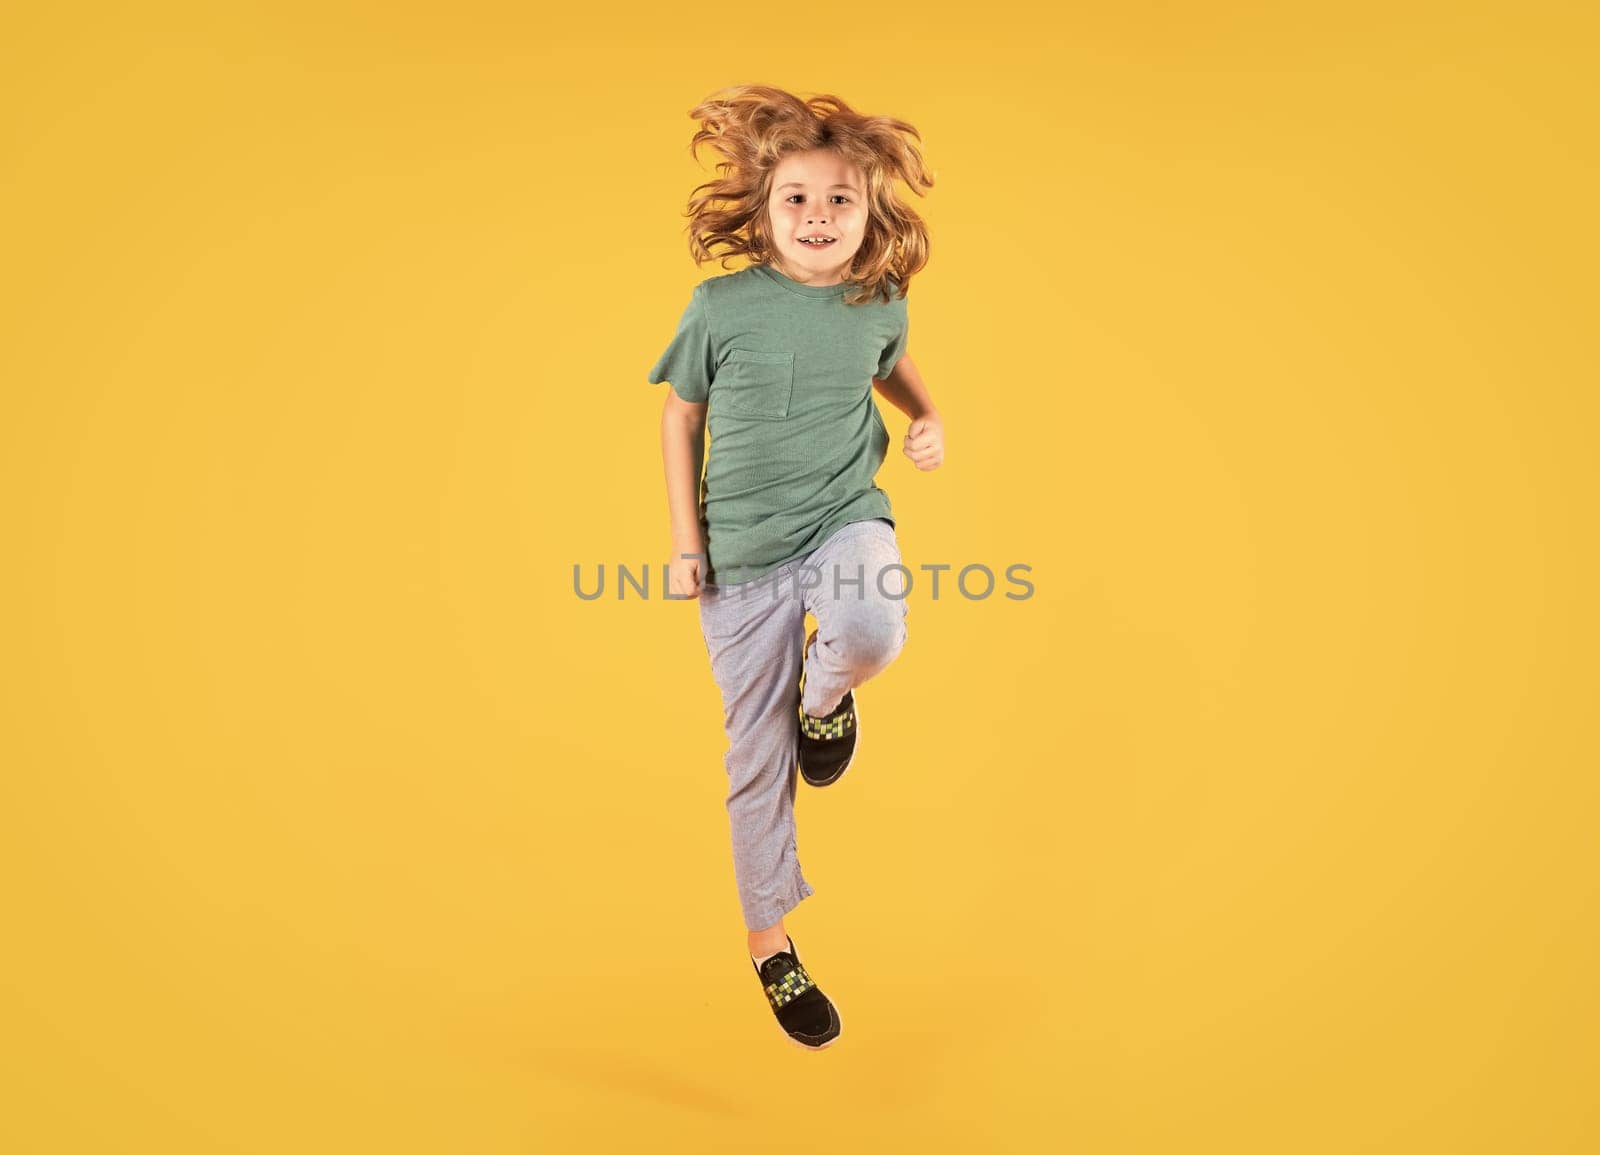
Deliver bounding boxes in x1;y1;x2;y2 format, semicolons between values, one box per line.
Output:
903;414;945;471
669;535;706;599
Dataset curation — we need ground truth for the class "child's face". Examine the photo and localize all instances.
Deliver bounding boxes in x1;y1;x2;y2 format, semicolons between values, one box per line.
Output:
766;149;868;285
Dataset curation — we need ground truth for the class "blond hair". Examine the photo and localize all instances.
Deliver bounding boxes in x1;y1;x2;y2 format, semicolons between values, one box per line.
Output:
673;84;934;306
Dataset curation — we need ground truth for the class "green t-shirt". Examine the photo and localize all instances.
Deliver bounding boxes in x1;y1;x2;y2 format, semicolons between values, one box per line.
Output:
648;262;909;586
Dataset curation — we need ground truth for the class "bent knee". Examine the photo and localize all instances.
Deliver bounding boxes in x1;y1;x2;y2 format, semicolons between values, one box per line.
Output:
837;611;906;672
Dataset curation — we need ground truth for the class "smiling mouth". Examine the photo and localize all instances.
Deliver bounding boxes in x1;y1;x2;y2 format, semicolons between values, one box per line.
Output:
798;236;836;246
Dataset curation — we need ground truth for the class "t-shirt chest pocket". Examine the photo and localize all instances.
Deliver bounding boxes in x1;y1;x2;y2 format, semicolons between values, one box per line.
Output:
719;348;795;420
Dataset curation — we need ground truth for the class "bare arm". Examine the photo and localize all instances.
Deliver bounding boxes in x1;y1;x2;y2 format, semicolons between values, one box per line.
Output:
660;390;709;596
871;353;941;423
873;352;946;472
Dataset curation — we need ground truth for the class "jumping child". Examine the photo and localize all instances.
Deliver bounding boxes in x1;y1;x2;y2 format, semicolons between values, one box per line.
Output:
648;84;945;1050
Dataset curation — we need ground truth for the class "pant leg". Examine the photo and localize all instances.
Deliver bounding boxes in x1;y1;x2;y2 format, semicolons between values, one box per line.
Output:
797;518;910;717
698;560;812;930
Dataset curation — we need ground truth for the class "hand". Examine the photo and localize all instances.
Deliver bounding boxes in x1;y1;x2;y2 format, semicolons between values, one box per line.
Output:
668;535;706;599
903;413;945;471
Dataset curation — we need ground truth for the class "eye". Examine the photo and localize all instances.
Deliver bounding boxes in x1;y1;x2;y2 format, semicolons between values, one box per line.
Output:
785;195;851;204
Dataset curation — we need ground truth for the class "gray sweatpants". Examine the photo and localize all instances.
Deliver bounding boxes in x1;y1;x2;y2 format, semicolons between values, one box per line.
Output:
698;517;910;930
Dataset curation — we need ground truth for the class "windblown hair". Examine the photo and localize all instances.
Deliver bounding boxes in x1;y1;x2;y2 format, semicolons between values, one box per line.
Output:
676;84;934;307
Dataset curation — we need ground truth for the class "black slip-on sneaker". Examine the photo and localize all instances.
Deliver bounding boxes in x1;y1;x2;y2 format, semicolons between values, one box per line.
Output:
797;627;859;788
751;936;842;1050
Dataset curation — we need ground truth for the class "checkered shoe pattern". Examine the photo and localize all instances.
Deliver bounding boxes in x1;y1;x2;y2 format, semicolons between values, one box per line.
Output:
764;962;816;1009
797;627;859;788
751;937;841;1050
799;701;856;741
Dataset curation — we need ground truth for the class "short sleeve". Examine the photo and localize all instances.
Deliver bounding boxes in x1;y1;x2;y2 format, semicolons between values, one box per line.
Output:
647;283;713;403
876;307;908;380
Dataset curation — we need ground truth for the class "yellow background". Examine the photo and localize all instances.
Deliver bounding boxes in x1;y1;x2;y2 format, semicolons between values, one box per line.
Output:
4;2;1596;1152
